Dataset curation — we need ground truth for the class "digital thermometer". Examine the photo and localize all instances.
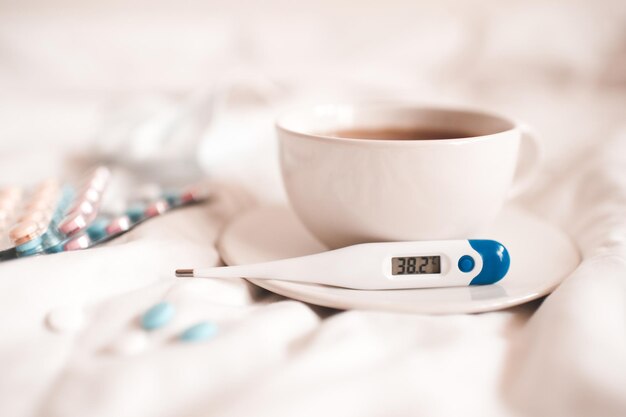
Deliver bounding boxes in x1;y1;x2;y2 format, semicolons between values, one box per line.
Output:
176;239;510;290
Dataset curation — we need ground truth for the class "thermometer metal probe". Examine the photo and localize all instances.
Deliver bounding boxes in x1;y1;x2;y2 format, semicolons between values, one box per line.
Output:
175;239;510;290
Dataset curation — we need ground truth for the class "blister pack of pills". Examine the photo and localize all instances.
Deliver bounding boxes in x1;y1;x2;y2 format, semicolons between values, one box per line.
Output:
0;166;209;261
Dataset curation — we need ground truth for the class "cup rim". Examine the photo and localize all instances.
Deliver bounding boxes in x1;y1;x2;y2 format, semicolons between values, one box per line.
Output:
276;103;519;145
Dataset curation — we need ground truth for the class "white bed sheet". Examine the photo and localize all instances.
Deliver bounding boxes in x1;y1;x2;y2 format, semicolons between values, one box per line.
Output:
0;1;625;416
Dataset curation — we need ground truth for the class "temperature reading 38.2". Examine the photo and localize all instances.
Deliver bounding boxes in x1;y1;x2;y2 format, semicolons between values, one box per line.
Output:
392;256;441;275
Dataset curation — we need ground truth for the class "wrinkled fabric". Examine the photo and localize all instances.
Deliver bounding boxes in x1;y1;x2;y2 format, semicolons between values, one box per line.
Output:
0;1;625;416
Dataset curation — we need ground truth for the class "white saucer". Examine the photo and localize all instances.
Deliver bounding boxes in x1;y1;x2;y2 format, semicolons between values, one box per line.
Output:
217;205;580;314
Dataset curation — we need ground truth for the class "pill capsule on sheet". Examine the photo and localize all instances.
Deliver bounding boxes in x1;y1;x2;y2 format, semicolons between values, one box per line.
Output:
141;302;175;330
179;322;218;342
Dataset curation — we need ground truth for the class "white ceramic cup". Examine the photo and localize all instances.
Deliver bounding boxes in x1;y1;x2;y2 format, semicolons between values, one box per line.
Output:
276;104;540;249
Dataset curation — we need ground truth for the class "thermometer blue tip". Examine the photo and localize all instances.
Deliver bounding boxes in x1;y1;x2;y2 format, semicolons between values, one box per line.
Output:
468;239;510;285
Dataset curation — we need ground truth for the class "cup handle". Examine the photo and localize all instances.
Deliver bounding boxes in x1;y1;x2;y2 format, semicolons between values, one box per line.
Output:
508;123;542;199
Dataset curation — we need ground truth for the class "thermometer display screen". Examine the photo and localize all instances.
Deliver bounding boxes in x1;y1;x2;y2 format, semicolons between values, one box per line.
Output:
392;256;441;275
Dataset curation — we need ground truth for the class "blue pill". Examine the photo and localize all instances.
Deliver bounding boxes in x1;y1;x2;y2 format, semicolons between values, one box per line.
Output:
141;302;175;330
163;191;181;207
16;236;43;253
125;204;145;223
86;218;109;241
179;321;218;342
17;246;44;257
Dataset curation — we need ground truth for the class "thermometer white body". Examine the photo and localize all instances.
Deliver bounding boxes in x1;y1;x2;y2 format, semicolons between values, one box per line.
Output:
176;239;510;290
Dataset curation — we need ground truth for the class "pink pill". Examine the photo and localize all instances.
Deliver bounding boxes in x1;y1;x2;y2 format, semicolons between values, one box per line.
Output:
144;199;169;218
64;234;91;251
59;211;91;236
180;186;209;204
105;216;131;235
